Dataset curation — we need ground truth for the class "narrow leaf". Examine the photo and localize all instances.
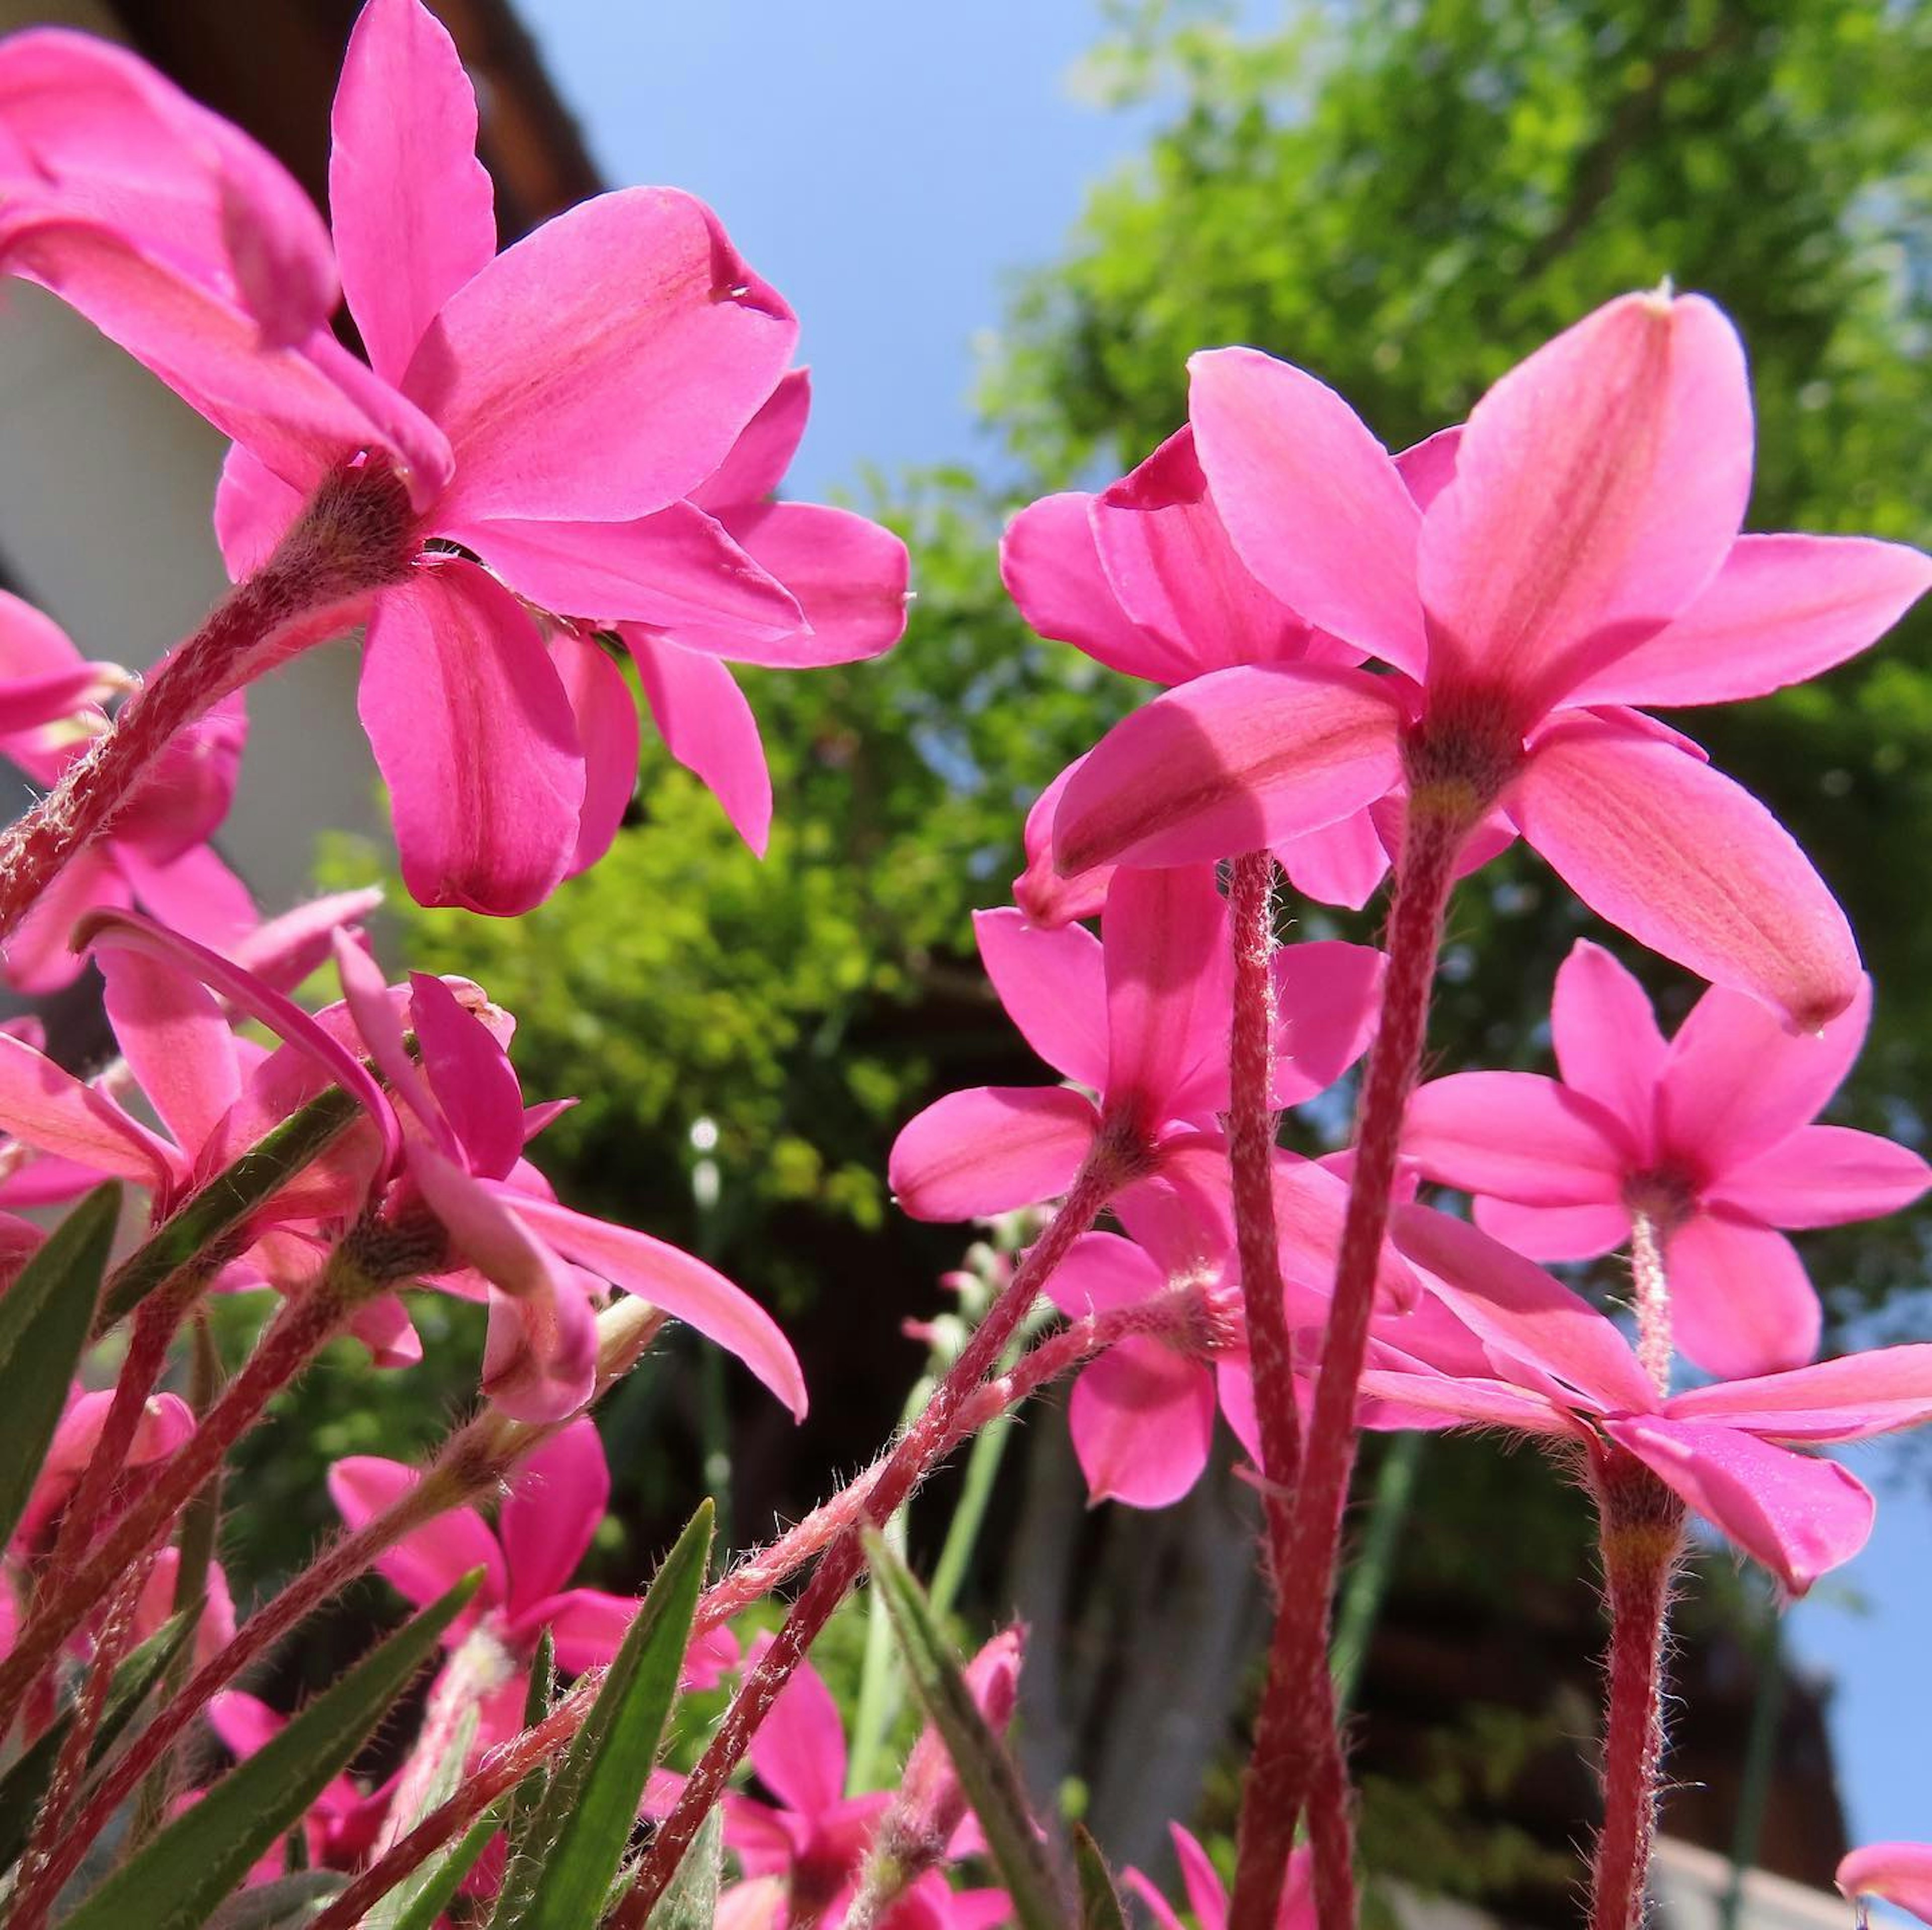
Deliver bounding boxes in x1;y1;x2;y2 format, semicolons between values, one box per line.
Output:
504;1624;556;1865
1073;1825;1128;1930
0;1611;191;1872
642;1806;723;1930
0;1183;120;1548
493;1501;713;1930
203;1871;347;1929
386;1799;509;1930
863;1531;1072;1930
60;1571;480;1930
361;1700;480;1930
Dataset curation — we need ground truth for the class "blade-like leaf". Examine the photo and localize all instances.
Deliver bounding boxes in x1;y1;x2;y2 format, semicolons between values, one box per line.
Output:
60;1571;480;1930
0;1183;121;1548
386;1799;509;1930
203;1871;347;1929
642;1805;723;1930
504;1624;556;1866
492;1501;713;1930
863;1531;1072;1930
0;1611;191;1872
1074;1825;1128;1930
360;1699;480;1930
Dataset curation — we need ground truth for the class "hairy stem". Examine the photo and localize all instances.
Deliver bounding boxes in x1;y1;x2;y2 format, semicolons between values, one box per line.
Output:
1229;799;1467;1930
1588;1449;1687;1930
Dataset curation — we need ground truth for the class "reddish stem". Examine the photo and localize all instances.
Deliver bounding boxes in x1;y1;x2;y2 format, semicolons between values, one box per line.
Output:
1588;1448;1686;1930
1228;800;1466;1930
0;460;413;943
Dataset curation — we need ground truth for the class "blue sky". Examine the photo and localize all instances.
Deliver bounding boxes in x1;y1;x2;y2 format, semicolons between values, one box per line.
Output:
528;0;1929;1870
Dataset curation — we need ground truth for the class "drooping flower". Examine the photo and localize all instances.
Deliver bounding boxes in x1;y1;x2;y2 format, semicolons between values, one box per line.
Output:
1364;1205;1932;1591
1404;941;1929;1377
889;863;1384;1221
1838;1844;1932;1926
1050;292;1932;1027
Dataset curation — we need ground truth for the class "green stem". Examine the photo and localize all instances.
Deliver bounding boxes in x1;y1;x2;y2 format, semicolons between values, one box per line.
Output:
1330;1433;1424;1717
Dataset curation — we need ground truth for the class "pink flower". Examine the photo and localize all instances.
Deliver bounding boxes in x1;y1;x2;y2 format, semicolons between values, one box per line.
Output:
1839;1844;1932;1926
889;864;1384;1220
0;606;255;990
1049;292;1932;1028
1363;1205;1932;1591
1404;941;1929;1377
1125;1824;1312;1930
206;1690;389;1872
11;1382;193;1559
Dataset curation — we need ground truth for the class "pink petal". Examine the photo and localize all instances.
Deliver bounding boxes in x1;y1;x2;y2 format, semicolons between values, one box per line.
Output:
1403;1072;1633;1204
1054;662;1404;874
359;564;586;916
1510;721;1860;1032
706;501;910;665
1471;1196;1630;1263
48;1388;192;1476
0;666;113;737
888;1084;1098;1222
1390;1203;1656;1413
1044;1230;1168;1321
327;1454;507;1612
1269;940;1385;1105
622;631;772;856
1102;864;1234;1127
1013;756;1111;927
509;1189;807;1420
456;504;801;639
1069;1341;1215;1507
234;889;383;990
1548;940;1667;1154
693;368;811;511
1090;426;1314;672
1187;347;1427;674
117;843;257;960
1122;1872;1188;1930
3;844;132;994
1663;1212;1820;1380
329;0;496;385
1275;809;1390;912
515;1587;633;1675
212;442;302;578
500;1418;609;1617
1418;292;1751;708
1354;1365;1572;1437
330;930;451;1155
1838;1845;1932;1927
411;1148;598;1423
973;907;1109;1092
1603;1414;1871;1593
98;940;240;1158
1394;426;1461;512
410;971;524;1180
1564;534;1932;708
409;188;797;524
1711;1124;1931;1229
550;630;640;878
749;1655;847;1819
1669;1343;1932;1444
0;1003;174;1186
1657;976;1870;1172
1000;491;1183;684
1173;1823;1232;1930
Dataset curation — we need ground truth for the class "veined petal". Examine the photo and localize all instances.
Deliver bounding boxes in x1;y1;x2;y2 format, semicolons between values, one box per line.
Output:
458;504;802;639
1091;425;1315;672
1664;1213;1820;1380
1671;1343;1932;1442
1419;291;1752;706
1657;976;1870;1172
1711;1124;1931;1229
1549;939;1667;1154
116;843;257;960
550;628;640;878
1014;756;1112;927
327;1454;507;1614
1563;534;1932;709
231;890;382;993
500;1418;608;1619
1069;1342;1215;1508
1275;808;1389;911
330;0;496;385
622;630;772;855
1270;940;1385;1106
359;563;586;916
1353;1366;1572;1438
693;368;811;511
1510;721;1860;1031
1604;1415;1871;1593
707;500;909;665
1404;1072;1633;1204
409;971;524;1180
973;907;1109;1092
1054;663;1403;873
888;1084;1097;1222
1472;1197;1630;1263
1000;491;1188;684
98;939;240;1158
409;188;797;524
1103;864;1233;1127
510;1189;807;1420
1188;347;1427;674
1044;1230;1169;1320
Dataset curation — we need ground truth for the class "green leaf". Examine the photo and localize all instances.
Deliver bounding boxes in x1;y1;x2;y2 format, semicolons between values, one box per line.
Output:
863;1530;1072;1930
203;1871;347;1929
0;1183;120;1549
359;1699;479;1930
491;1501;713;1930
643;1805;723;1930
385;1800;509;1930
60;1571;480;1930
1073;1825;1129;1930
504;1624;556;1865
0;1610;191;1873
